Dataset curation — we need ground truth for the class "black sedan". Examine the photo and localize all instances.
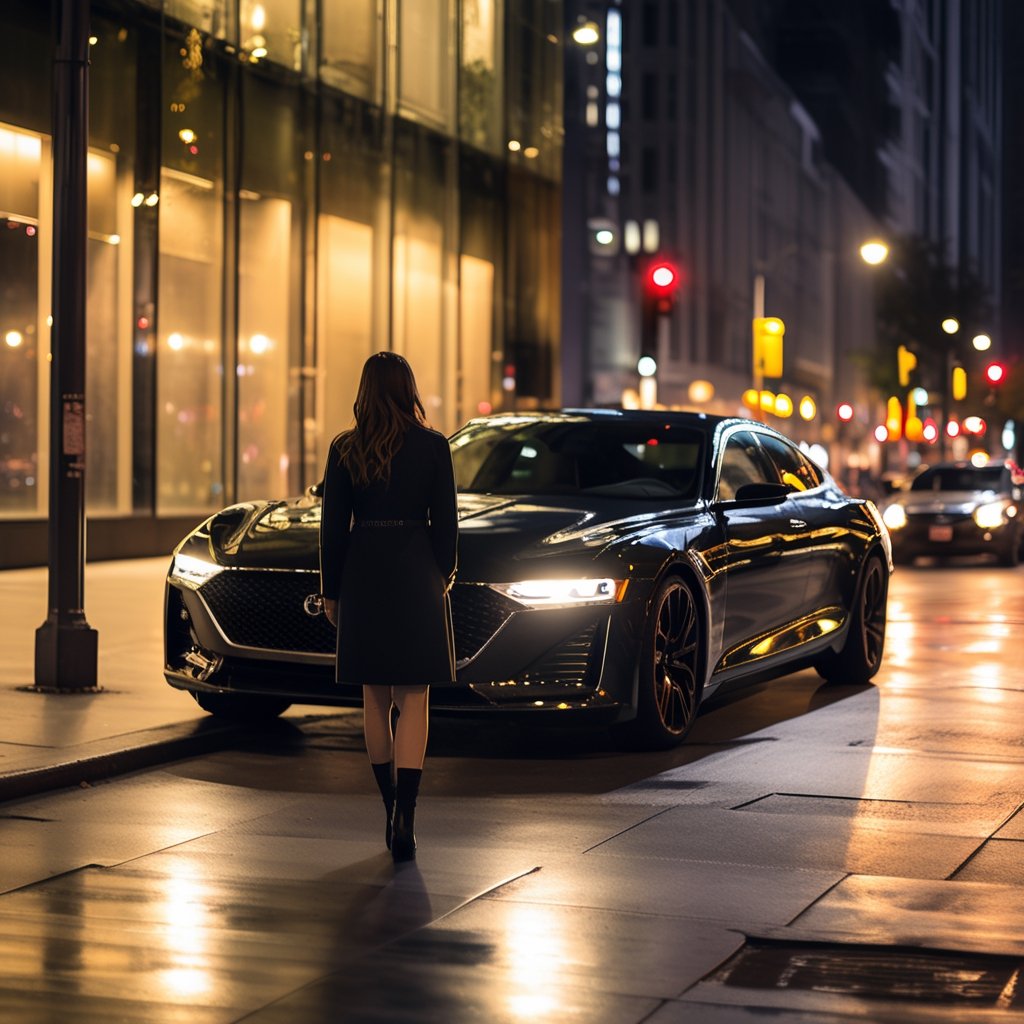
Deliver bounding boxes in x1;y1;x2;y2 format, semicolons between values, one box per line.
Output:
881;461;1024;566
165;410;892;749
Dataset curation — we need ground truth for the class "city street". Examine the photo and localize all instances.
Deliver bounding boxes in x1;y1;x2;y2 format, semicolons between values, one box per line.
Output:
1;559;1023;1022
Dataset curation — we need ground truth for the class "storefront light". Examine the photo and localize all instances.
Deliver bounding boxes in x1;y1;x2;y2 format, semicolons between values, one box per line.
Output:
4;330;23;349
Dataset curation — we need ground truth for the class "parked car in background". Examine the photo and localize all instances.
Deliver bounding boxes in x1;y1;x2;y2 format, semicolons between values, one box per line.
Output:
881;461;1024;566
165;410;892;749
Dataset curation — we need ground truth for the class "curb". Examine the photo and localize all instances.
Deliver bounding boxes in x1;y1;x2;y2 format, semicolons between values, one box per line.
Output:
0;720;245;803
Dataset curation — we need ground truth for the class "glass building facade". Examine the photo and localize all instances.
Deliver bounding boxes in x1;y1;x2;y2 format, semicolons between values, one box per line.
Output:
0;0;563;566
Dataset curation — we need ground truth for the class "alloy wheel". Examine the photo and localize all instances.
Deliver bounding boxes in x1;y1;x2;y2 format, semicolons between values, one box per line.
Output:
859;559;887;669
651;581;701;735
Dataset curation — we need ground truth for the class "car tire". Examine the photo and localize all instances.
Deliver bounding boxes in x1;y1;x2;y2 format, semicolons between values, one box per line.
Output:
193;691;291;721
999;539;1020;567
815;555;888;685
618;576;704;750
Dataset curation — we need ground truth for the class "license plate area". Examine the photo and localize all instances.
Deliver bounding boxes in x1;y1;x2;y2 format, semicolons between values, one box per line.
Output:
929;524;954;542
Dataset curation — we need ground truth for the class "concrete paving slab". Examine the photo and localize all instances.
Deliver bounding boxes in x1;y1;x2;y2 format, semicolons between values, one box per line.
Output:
483;852;844;928
415;898;745;1000
788;873;1024;956
237;944;664;1024
587;804;984;880
951;838;1024;885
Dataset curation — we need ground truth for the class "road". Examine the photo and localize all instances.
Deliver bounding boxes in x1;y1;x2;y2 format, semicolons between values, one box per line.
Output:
1;560;1023;1022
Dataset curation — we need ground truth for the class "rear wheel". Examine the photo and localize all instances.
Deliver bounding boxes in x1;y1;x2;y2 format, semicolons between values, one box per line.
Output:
618;576;703;750
815;556;888;685
193;691;291;722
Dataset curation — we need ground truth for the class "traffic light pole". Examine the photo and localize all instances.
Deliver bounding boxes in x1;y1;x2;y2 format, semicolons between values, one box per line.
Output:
34;0;99;692
752;274;766;419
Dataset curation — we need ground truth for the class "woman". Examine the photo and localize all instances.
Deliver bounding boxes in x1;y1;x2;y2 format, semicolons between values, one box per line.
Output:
319;352;458;862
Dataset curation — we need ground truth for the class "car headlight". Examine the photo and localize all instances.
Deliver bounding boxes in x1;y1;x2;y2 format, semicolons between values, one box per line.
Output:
973;500;1011;530
169;552;225;589
491;578;625;608
882;504;907;530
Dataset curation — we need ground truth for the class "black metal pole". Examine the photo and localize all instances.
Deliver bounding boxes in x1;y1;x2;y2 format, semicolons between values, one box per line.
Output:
34;0;98;692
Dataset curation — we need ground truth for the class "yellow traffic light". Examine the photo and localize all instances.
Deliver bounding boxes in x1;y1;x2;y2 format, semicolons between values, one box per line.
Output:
952;366;967;401
753;317;785;378
886;396;903;441
897;345;917;387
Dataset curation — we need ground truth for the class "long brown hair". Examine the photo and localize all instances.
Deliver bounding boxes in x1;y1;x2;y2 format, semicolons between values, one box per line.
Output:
337;352;427;486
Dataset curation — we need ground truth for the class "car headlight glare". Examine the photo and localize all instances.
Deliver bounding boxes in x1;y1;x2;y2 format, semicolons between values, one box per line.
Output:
973;500;1009;530
882;504;907;531
170;552;225;588
493;578;623;608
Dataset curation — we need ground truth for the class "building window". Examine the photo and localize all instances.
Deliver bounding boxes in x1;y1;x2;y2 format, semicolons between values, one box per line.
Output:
642;72;657;120
321;0;381;102
642;146;657;192
643;2;658;46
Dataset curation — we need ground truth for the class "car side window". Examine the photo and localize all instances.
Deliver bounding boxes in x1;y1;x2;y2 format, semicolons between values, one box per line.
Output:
758;434;823;492
717;431;776;500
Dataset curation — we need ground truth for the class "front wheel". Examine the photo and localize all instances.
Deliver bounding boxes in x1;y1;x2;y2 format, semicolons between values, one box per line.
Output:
618;576;704;750
815;555;888;685
193;691;291;722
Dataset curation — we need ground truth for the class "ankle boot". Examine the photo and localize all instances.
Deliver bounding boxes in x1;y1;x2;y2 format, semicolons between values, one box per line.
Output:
370;762;395;850
392;767;422;863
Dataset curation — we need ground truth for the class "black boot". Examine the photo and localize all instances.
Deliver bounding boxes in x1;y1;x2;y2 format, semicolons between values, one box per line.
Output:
370;762;395;850
391;767;422;863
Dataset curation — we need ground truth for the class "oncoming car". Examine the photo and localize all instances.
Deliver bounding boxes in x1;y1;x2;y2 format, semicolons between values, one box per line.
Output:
165;410;892;749
881;461;1024;567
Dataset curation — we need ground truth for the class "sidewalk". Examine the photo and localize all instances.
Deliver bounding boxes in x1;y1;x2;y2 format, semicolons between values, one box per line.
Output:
2;560;1024;1020
0;557;257;800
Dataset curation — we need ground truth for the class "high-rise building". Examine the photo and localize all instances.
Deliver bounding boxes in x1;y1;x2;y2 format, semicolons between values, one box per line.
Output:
563;0;1002;480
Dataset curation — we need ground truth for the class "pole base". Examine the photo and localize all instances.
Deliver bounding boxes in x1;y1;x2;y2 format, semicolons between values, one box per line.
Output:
34;618;99;690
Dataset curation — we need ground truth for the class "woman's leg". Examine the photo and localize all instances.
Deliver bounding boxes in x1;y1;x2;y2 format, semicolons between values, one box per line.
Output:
391;685;430;769
362;685;395;763
390;685;429;861
363;685;396;849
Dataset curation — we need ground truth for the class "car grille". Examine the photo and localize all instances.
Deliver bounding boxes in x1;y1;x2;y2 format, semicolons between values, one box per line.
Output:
516;622;598;686
449;585;520;661
201;571;336;653
198;573;519;662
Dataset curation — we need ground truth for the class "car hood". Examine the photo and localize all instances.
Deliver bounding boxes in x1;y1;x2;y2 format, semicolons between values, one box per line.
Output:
185;491;702;575
895;489;1003;515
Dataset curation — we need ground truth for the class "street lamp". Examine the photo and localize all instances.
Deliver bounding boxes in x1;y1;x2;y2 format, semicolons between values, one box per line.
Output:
973;333;992;352
859;239;889;265
571;19;600;46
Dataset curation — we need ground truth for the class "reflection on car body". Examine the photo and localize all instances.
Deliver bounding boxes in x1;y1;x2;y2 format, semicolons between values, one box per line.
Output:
164;410;892;749
881;461;1024;567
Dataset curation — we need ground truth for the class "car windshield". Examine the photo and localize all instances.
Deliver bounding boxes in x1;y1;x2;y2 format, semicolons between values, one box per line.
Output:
450;417;705;499
910;466;1004;492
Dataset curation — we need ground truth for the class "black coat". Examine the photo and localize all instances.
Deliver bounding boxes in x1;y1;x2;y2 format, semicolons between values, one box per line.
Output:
319;424;458;685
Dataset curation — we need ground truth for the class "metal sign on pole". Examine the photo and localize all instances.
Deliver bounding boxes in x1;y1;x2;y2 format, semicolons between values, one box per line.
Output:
34;0;99;692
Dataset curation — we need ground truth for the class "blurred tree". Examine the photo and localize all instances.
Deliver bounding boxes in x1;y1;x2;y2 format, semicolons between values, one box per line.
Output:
863;235;992;401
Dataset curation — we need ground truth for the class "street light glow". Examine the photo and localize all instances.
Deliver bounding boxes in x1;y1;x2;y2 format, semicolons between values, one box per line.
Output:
571;20;600;45
637;355;657;378
941;317;960;334
859;240;889;265
973;333;992;351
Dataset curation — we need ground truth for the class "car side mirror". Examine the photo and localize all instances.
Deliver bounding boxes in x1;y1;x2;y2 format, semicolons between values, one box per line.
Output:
714;481;790;510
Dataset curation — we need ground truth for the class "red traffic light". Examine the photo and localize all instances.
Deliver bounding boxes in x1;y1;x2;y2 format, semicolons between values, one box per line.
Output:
985;361;1006;386
836;402;854;422
644;259;683;314
648;263;677;290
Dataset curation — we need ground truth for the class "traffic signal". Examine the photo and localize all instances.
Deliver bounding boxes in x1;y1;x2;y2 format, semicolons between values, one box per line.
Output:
640;257;682;368
951;365;967;401
897;345;917;387
985;361;1006;386
644;259;682;314
752;317;785;379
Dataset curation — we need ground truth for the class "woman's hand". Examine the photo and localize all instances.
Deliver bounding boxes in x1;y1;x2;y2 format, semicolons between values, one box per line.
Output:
323;598;338;626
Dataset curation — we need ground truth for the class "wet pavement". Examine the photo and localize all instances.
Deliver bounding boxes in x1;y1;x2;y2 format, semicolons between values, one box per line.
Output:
1;557;1023;1021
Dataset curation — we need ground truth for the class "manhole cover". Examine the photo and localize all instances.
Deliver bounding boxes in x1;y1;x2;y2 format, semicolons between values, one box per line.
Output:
710;940;1021;1009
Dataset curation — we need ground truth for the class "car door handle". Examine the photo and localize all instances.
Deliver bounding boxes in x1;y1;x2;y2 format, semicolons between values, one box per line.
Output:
789;518;808;530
